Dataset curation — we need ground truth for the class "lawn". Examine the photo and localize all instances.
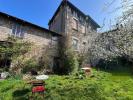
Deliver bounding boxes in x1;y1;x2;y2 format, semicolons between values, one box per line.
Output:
0;69;133;100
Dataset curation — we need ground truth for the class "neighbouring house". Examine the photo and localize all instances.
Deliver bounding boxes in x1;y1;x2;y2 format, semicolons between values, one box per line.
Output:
0;0;100;70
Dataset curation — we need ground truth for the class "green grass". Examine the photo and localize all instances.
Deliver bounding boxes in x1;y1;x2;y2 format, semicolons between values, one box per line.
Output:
0;69;133;100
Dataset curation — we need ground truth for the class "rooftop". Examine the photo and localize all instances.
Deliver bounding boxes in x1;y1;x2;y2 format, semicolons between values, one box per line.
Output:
48;0;100;28
0;11;61;36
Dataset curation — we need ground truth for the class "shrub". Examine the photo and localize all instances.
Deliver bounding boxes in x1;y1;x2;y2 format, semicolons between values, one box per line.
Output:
63;50;79;74
38;46;52;70
0;36;32;73
22;58;38;74
75;69;86;79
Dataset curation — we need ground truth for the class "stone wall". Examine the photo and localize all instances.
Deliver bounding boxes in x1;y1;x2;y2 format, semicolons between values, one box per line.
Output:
0;14;59;68
0;15;11;40
48;3;98;53
66;6;97;53
49;5;66;35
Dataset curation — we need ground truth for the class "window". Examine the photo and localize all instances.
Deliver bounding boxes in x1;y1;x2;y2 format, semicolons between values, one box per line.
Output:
81;25;85;33
11;23;25;38
72;18;78;30
88;25;92;32
51;36;58;46
72;37;79;50
73;11;77;17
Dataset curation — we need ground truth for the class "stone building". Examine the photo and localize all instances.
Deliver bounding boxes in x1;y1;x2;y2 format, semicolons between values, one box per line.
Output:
0;12;61;69
49;0;100;53
0;0;100;69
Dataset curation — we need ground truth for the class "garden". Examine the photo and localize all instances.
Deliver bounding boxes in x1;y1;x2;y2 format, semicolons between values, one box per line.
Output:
1;5;133;99
0;33;133;100
0;69;133;100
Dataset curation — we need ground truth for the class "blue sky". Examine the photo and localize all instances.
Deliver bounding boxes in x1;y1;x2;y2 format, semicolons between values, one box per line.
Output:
0;0;122;32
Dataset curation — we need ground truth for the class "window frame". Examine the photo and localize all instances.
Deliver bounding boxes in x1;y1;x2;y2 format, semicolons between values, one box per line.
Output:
72;17;78;31
81;25;86;34
72;37;79;51
50;36;58;47
11;23;25;38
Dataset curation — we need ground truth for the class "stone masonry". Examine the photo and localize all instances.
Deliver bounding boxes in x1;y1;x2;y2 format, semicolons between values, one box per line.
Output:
0;12;60;69
49;0;100;53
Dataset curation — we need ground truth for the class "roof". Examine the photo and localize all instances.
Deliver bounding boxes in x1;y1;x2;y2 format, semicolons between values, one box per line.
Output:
48;0;100;28
0;11;61;36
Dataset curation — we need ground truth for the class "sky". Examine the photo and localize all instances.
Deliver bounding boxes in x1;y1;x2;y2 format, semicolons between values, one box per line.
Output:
0;0;122;32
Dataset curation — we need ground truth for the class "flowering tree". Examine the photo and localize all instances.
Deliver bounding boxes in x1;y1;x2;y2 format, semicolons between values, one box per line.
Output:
90;0;133;66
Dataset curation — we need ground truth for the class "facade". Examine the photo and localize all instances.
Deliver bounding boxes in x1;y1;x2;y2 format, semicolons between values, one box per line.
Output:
49;0;100;53
0;0;100;69
0;12;60;68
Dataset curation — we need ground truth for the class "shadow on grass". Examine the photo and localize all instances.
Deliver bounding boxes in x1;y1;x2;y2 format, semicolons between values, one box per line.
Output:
95;57;133;77
12;88;30;100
